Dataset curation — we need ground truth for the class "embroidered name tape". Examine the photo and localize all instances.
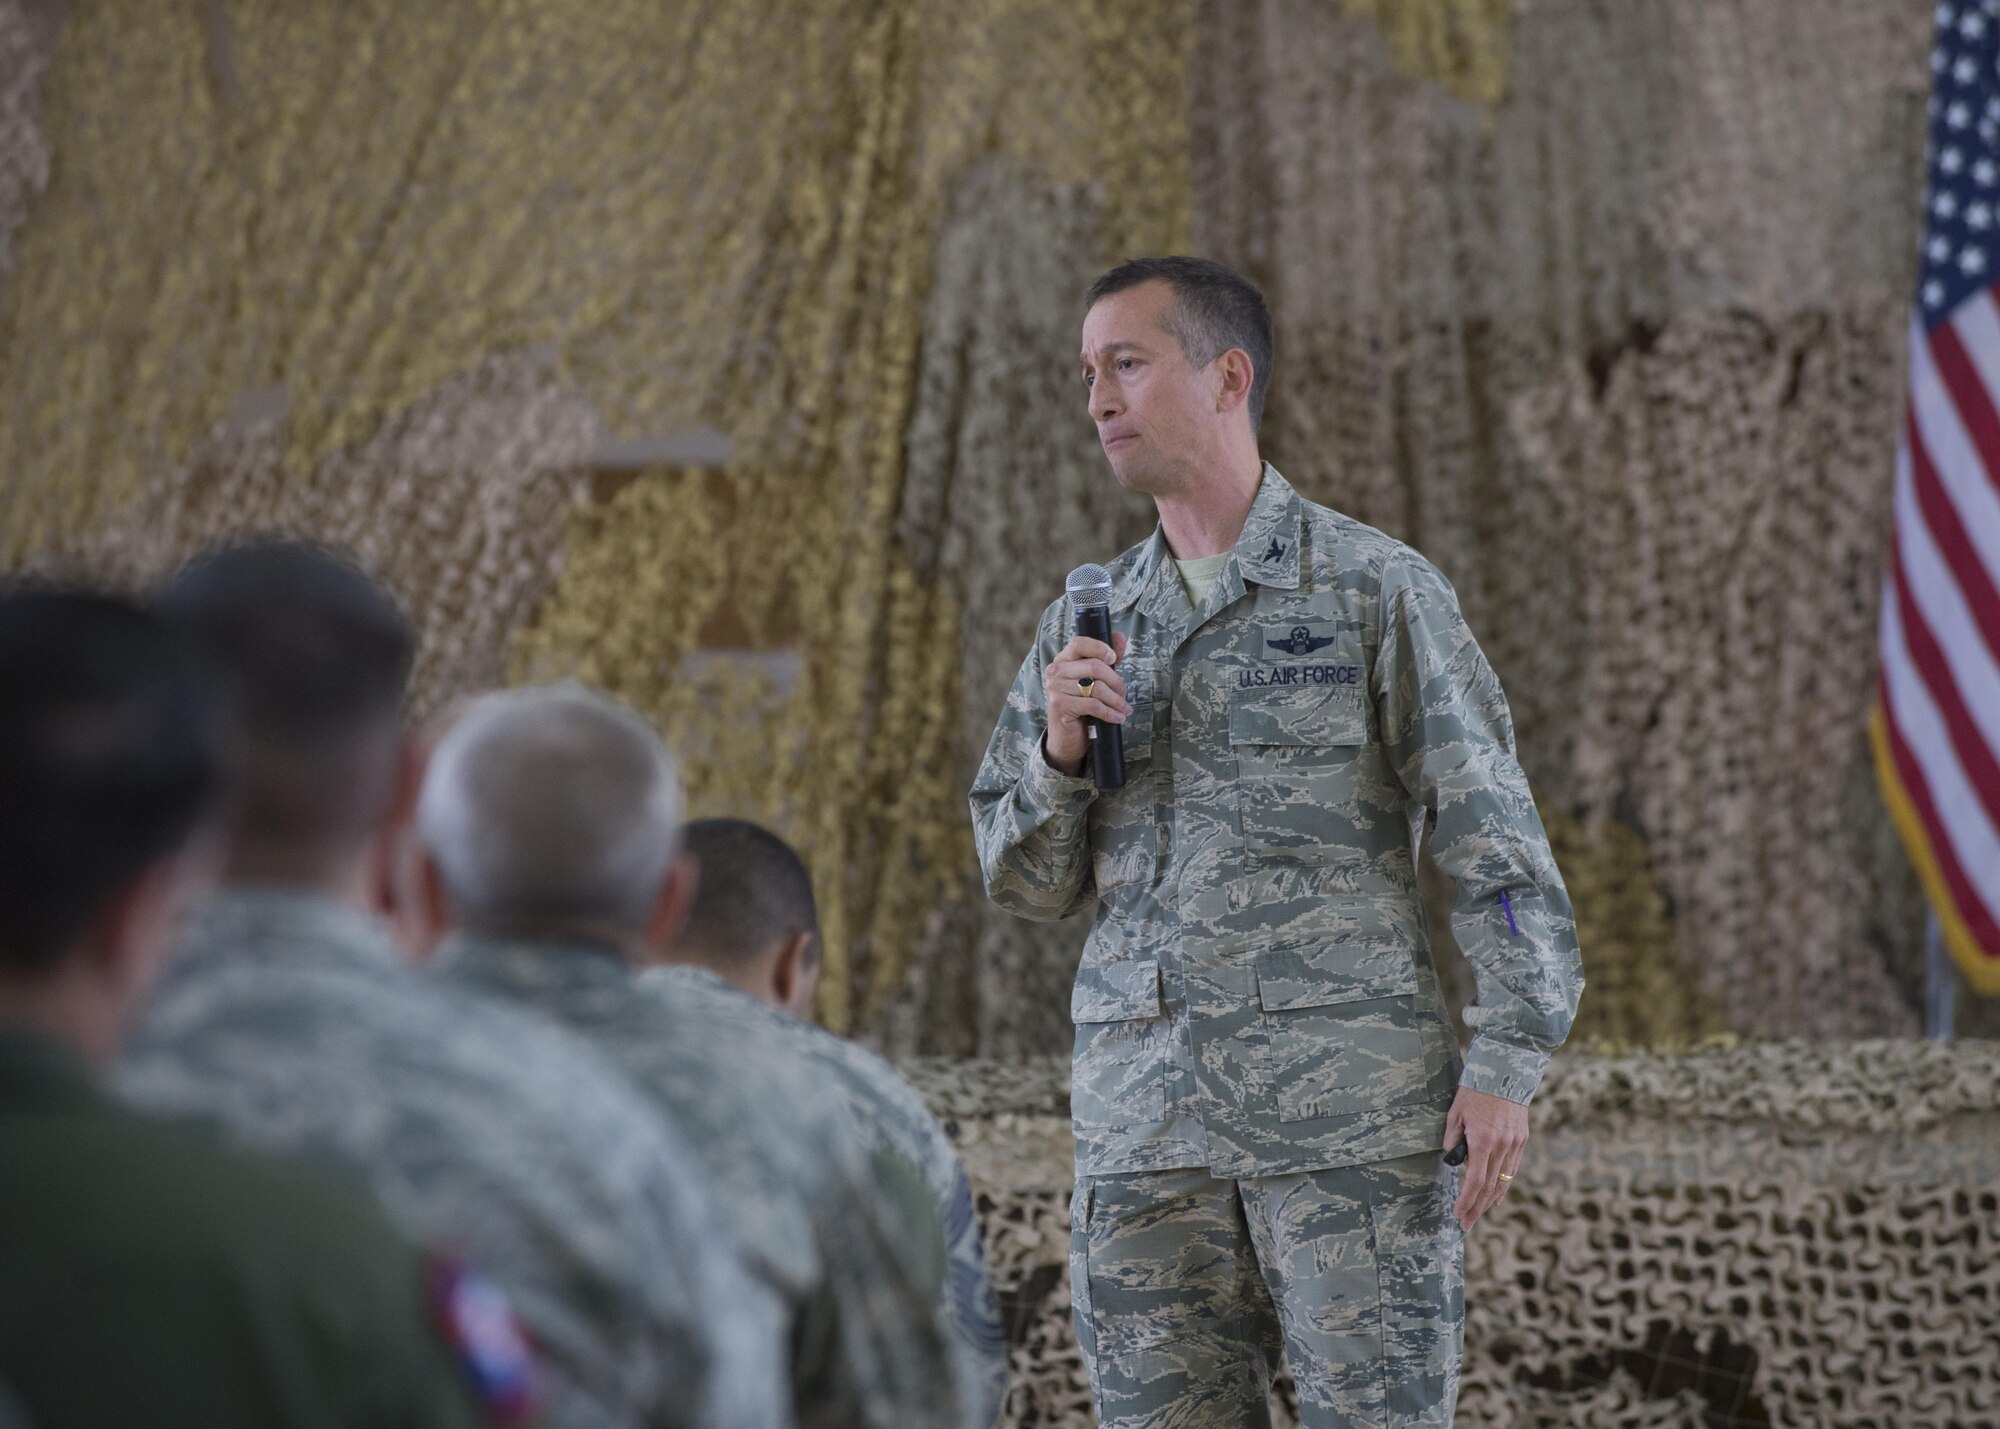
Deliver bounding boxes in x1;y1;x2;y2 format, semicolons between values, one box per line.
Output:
1238;662;1362;689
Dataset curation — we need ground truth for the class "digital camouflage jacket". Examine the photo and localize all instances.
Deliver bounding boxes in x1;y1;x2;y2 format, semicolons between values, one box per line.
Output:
971;466;1584;1179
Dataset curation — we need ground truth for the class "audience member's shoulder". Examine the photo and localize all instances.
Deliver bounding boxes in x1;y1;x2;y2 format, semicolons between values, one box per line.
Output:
422;973;681;1126
44;1094;426;1276
636;964;787;1030
633;968;875;1121
792;1020;933;1118
728;1011;962;1184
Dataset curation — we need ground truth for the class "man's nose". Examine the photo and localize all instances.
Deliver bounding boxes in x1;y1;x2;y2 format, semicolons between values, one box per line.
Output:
1091;380;1122;423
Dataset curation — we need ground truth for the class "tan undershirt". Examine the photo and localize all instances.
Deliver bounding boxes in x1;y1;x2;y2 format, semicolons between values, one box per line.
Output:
1174;552;1233;609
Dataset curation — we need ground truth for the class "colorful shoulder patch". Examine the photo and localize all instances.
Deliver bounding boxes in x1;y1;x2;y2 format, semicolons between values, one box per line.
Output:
427;1257;541;1426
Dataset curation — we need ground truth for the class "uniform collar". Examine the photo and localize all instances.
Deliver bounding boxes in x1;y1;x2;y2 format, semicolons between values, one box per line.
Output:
175;886;405;976
432;933;633;1005
1233;464;1304;591
637;962;744;999
1112;463;1303;627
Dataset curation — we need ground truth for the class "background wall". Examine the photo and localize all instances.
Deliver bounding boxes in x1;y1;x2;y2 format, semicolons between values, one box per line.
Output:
0;0;1962;1050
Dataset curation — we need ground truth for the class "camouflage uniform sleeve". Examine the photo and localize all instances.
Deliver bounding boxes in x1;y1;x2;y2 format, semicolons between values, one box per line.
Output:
611;1099;795;1429
938;1159;1009;1427
808;1144;963;1428
969;609;1099;921
1374;553;1584;1105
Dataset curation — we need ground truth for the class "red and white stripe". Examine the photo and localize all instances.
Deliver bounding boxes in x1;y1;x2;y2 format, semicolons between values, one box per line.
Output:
1883;299;2000;984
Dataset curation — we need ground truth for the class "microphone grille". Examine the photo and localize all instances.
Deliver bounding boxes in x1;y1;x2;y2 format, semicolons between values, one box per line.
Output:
1065;563;1113;608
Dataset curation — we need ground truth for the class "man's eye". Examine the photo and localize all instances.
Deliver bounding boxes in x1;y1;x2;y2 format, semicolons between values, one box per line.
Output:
1118;359;1135;370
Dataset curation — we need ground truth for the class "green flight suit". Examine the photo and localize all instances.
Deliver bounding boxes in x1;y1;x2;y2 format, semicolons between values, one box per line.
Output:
0;1024;510;1429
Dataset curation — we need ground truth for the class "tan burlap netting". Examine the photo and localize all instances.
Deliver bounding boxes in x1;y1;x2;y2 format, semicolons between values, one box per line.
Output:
0;0;1957;1046
907;1042;2000;1427
3;3;1996;1420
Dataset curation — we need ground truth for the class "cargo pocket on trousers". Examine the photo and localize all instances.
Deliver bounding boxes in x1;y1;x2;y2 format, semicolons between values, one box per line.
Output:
1070;959;1168;1126
1254;942;1428;1123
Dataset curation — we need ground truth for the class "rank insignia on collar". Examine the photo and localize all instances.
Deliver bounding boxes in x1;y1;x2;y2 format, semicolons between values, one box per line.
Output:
1263;538;1285;563
1268;625;1336;655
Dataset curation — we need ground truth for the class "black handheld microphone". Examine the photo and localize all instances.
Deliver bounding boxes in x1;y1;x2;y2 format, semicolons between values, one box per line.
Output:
1065;563;1125;791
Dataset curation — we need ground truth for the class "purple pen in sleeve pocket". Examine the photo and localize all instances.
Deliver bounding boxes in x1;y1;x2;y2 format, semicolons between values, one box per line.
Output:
1498;890;1521;937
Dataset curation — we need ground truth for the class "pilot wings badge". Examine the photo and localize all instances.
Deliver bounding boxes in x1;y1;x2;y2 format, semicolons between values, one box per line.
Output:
1267;625;1337;656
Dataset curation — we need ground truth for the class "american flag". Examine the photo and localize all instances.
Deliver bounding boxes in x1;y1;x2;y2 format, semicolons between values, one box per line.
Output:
1875;0;2000;994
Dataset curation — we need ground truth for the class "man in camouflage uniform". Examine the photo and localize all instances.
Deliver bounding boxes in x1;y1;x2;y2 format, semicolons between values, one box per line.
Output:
0;587;529;1429
648;817;1010;1428
121;542;786;1429
413;685;963;1429
971;258;1584;1427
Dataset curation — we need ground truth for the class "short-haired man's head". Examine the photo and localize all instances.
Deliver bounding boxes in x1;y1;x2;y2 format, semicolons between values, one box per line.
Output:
154;538;412;865
0;587;223;978
675;819;820;971
1084;256;1273;433
417;684;683;936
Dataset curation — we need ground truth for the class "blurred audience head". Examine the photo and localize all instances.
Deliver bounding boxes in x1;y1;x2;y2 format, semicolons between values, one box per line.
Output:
154;539;414;896
664;818;821;1021
0;586;224;1060
416;684;690;956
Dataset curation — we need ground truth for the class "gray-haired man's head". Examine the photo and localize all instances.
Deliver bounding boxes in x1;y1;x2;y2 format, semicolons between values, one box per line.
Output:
416;684;684;943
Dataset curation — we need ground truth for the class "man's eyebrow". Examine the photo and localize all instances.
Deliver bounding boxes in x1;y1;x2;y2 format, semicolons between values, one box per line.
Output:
1080;340;1149;366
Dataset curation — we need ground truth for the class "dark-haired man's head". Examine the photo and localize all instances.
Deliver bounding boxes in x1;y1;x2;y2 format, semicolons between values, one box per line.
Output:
154;539;415;901
662;819;821;1020
1080;256;1271;497
0;587;223;1061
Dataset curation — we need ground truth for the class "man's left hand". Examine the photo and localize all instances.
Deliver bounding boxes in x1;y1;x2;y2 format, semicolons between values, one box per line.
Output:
1443;1086;1528;1231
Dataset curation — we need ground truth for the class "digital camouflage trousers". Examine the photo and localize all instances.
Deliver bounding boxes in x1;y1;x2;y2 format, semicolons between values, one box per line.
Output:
1070;1152;1463;1428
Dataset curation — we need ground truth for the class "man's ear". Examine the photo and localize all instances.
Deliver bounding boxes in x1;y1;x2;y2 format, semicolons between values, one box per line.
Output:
409;847;454;964
643;852;700;956
770;930;822;1021
382;734;426;838
1213;347;1254;416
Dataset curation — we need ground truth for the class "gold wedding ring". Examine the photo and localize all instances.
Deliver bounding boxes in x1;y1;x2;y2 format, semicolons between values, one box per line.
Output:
1497;1173;1514;1182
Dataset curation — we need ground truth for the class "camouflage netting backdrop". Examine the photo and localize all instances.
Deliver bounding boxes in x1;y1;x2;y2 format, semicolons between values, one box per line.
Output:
0;0;1953;1045
2;0;1994;1422
908;1042;2000;1428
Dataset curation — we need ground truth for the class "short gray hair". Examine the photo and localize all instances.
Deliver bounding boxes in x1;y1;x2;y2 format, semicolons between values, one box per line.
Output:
417;684;683;932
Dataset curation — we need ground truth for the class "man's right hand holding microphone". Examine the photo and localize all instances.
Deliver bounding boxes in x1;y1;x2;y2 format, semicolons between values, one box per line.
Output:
1039;632;1131;777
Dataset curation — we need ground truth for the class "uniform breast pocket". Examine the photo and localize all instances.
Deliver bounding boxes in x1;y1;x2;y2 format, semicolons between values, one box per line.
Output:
1069;958;1169;1127
1086;701;1157;894
1253;940;1431;1123
1228;681;1370;865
